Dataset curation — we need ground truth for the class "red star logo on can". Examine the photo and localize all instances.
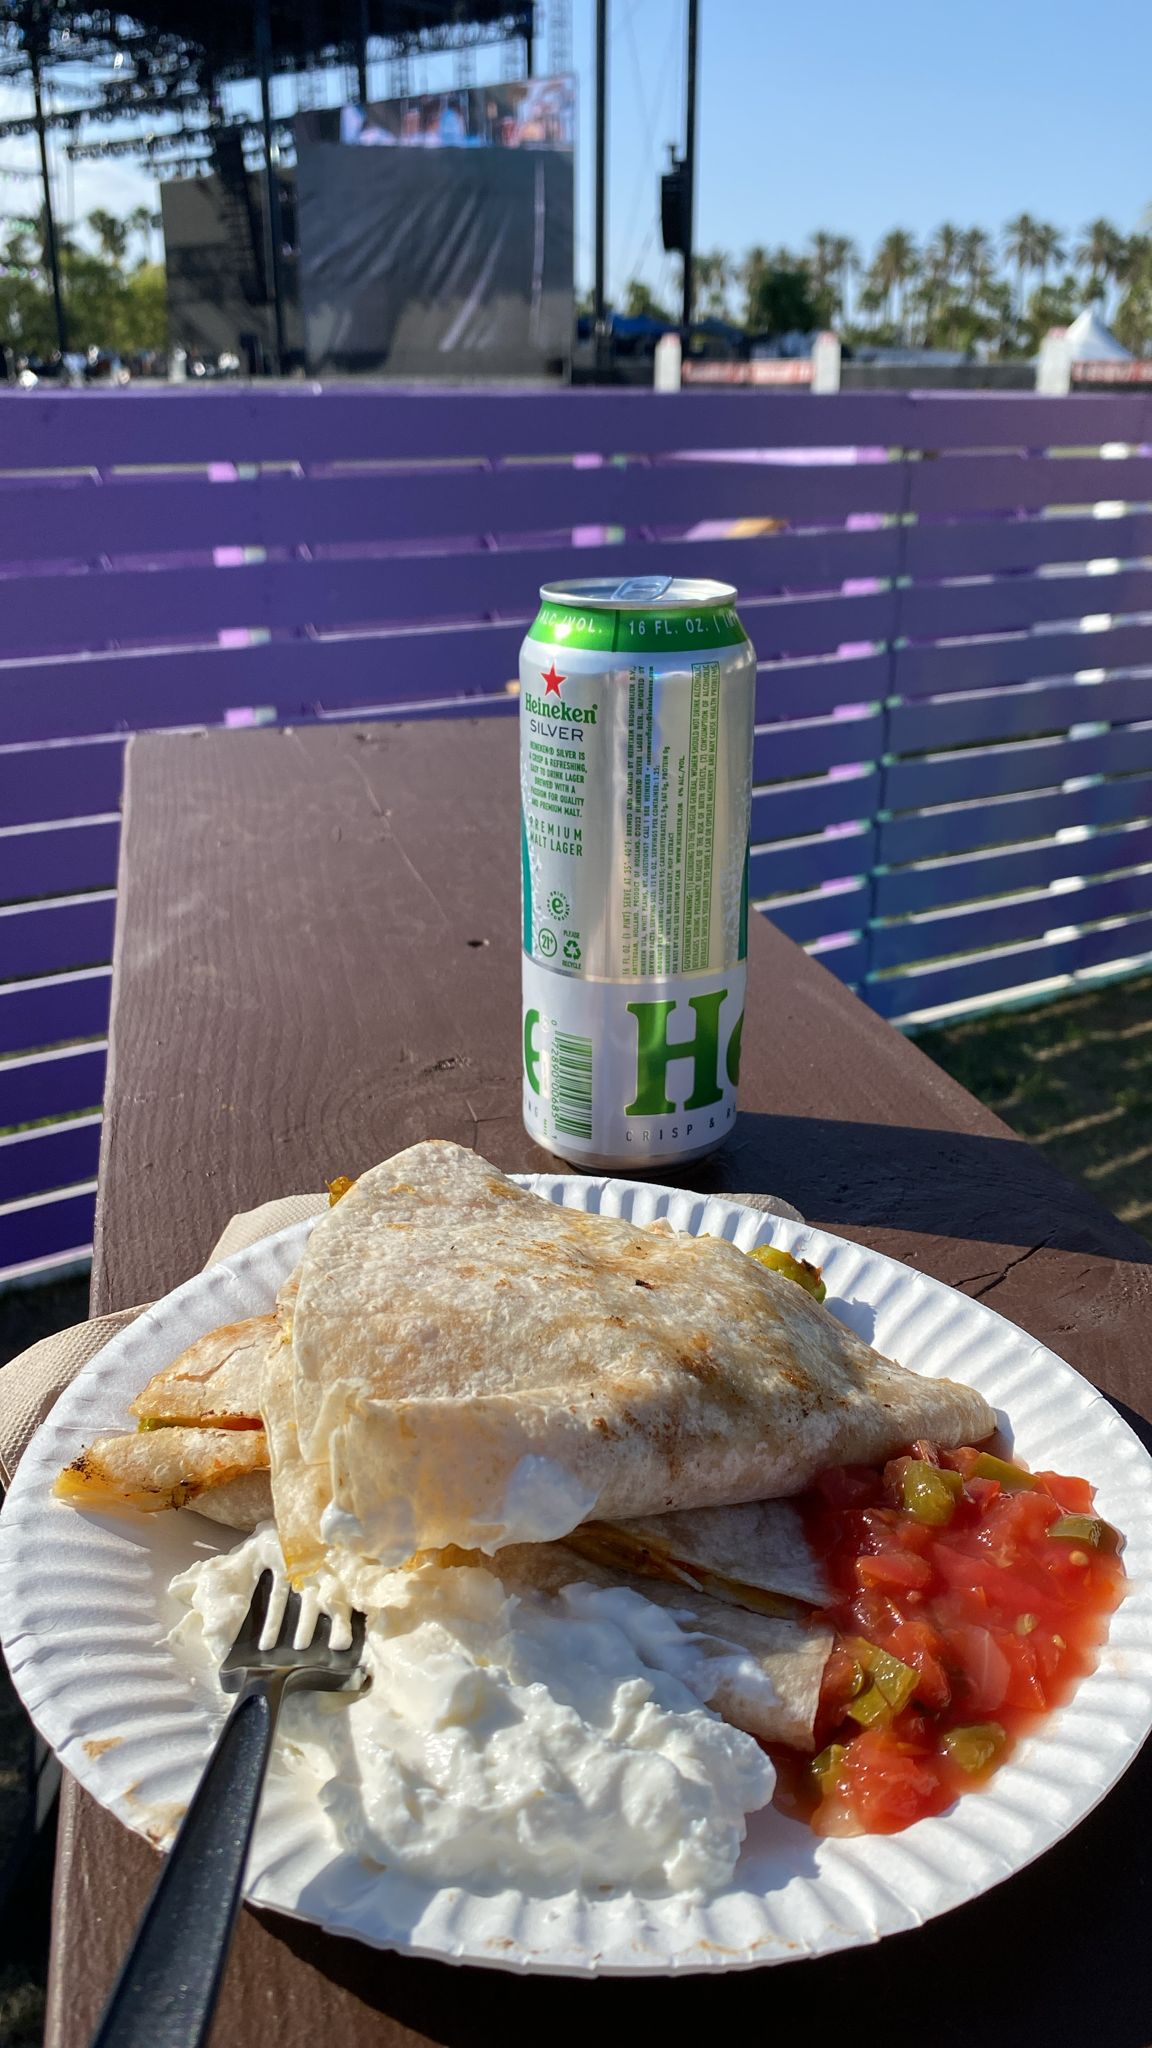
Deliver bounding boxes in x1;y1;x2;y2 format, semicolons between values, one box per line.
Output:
541;662;566;697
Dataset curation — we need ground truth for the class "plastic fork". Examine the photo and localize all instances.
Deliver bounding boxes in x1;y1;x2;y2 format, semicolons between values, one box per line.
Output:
90;1568;367;2048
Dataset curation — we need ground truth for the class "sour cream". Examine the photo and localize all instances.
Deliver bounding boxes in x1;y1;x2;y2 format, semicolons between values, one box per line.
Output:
169;1526;775;1896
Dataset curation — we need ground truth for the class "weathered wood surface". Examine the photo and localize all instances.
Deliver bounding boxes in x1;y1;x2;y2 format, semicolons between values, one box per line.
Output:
46;720;1152;2048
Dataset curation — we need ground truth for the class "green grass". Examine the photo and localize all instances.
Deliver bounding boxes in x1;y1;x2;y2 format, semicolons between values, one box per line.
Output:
917;972;1152;1243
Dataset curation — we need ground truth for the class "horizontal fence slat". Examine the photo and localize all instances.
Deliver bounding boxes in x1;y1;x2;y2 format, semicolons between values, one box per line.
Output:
872;867;1152;970
880;772;1152;865
0;1117;101;1203
19;517;1152;662
761;884;870;945
746;591;895;662
1;819;120;903
0;459;908;566
884;723;1152;809
871;909;1152;1019
755;654;887;723
751;768;880;844
0;537;905;658
0;628;523;744
0;895;116;981
889;673;1152;753
0;1184;95;1274
908;454;1152;517
0;969;112;1057
750;827;876;899
900;566;1152;644
0;1043;106;1125
0;739;126;830
753;712;883;783
877;819;1152;917
904;510;1152;580
894;621;1152;698
4;390;1151;469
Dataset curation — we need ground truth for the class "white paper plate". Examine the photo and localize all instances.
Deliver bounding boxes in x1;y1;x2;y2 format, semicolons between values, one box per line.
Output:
2;1175;1152;1978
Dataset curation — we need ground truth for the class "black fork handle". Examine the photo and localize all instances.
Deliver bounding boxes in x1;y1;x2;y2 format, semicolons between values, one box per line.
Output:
90;1674;287;2048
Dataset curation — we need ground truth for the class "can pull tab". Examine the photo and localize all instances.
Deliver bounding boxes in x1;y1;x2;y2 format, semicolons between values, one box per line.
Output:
610;576;674;603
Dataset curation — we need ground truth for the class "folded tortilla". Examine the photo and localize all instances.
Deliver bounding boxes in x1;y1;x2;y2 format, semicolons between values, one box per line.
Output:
568;1499;831;1613
479;1541;833;1750
279;1139;995;1574
53;1427;270;1524
130;1315;274;1428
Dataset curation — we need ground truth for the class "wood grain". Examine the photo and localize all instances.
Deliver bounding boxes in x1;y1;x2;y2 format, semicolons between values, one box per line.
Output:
48;719;1152;2048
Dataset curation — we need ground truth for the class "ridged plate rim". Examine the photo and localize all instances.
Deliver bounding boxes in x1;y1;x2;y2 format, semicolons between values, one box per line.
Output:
1;1174;1150;1976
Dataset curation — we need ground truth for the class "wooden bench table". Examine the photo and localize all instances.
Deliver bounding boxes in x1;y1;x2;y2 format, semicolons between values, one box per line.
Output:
48;719;1152;2048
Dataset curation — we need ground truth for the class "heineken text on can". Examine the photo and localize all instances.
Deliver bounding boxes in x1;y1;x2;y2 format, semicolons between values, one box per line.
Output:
520;576;755;1170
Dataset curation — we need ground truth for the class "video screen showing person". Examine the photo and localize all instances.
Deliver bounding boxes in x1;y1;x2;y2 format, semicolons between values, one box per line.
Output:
298;75;574;153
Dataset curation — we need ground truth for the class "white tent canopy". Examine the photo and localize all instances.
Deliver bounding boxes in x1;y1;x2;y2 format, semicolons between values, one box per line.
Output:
1064;307;1132;361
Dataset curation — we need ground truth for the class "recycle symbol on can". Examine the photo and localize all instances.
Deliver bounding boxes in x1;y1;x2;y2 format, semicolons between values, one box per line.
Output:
563;935;582;965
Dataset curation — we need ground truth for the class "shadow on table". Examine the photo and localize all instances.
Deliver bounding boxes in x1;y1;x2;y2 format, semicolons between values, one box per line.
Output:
660;1112;1152;1262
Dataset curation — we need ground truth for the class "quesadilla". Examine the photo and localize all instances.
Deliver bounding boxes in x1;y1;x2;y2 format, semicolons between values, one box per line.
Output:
568;1499;831;1614
130;1315;274;1428
279;1139;995;1574
479;1541;834;1750
54;1427;270;1525
55;1312;278;1525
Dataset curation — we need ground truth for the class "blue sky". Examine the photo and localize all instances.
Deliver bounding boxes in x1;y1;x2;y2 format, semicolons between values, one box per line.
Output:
1;0;1149;296
572;0;1152;304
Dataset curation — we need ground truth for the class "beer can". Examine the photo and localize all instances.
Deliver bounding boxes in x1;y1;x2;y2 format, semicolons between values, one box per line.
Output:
520;574;756;1171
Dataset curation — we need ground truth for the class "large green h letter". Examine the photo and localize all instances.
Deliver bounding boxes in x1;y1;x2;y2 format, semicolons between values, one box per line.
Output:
625;991;726;1116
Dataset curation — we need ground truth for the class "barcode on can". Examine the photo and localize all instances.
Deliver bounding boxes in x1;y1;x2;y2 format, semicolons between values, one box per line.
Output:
551;1029;594;1139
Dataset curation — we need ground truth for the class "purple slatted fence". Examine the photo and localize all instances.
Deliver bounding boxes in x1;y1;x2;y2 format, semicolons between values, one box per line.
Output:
4;385;1152;1279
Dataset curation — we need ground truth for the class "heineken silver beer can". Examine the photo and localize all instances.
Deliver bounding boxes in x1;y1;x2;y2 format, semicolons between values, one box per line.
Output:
520;575;755;1170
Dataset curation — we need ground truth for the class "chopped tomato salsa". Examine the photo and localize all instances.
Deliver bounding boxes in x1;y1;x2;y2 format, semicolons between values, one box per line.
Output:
771;1443;1125;1837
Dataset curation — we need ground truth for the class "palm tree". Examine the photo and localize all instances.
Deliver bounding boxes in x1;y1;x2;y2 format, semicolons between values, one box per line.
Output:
623;278;673;322
928;223;963;282
694;250;731;321
739;245;769;328
87;208;128;270
826;234;859;325
127;205;161;265
1003;212;1042;313
869;229;918;341
807;229;838;306
1075;218;1125;312
958;227;994;300
1033;222;1066;288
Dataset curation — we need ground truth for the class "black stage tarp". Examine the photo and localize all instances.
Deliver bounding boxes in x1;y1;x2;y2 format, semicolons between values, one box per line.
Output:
295;143;572;378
